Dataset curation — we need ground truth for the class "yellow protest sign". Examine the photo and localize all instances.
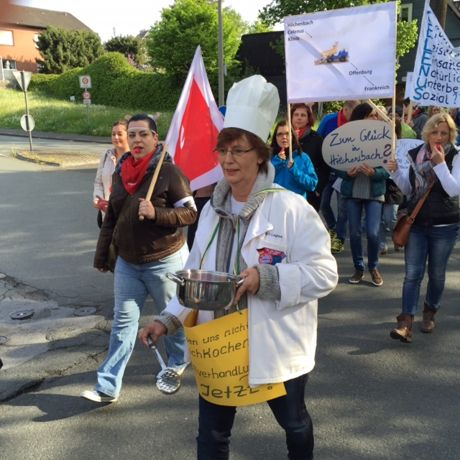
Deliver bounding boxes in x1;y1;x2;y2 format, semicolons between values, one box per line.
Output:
184;309;286;406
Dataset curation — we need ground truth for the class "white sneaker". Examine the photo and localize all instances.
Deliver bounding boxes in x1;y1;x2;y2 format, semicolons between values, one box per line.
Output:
80;389;118;403
156;362;189;379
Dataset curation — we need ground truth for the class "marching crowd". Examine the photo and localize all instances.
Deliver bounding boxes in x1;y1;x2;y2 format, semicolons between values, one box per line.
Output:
83;75;460;460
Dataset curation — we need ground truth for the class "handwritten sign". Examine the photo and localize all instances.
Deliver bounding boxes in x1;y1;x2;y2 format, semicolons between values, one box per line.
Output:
184;309;286;406
396;139;424;174
408;4;460;107
322;120;392;171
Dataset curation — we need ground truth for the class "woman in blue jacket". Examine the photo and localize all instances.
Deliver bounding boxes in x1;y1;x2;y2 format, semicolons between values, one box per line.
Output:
270;120;318;199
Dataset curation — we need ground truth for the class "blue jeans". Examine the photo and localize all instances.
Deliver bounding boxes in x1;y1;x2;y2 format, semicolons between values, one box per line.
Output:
379;203;398;250
402;223;458;315
347;198;382;271
96;245;189;398
197;374;313;460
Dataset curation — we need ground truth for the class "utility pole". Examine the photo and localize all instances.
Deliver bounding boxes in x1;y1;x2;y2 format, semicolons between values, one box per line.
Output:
217;0;225;106
430;0;448;28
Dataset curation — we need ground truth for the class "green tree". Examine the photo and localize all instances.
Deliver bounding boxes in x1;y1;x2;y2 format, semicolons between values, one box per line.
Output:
104;35;148;67
146;0;247;86
259;0;417;60
36;26;104;74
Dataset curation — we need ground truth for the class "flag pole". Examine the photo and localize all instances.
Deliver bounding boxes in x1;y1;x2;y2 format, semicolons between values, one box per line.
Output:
367;99;391;123
139;143;169;221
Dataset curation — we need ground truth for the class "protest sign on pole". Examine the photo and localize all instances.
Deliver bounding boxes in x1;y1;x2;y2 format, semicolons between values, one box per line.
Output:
284;2;397;103
322;120;392;171
408;0;460;107
165;46;224;191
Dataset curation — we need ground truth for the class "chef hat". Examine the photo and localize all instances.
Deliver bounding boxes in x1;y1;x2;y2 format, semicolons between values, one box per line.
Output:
223;75;280;142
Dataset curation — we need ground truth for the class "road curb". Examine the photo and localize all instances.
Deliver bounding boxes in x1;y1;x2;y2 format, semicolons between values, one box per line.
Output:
15;151;61;167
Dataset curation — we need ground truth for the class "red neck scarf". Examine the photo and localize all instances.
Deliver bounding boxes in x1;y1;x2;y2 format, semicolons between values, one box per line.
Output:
337;109;347;127
121;152;154;195
295;126;309;140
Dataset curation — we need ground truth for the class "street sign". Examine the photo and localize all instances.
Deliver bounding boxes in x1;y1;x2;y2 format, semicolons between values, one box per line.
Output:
83;98;91;105
82;90;91;99
79;75;92;89
12;70;32;91
20;114;35;132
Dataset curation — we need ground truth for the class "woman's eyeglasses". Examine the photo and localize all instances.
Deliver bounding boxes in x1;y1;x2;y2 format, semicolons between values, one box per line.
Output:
214;147;254;158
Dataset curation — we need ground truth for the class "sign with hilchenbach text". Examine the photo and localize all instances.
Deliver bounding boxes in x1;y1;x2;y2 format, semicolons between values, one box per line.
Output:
322;120;392;171
284;2;397;103
184;309;286;406
408;1;460;107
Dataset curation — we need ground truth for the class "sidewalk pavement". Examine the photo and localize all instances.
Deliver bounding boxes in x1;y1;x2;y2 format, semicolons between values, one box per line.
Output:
0;273;110;400
0;128;109;168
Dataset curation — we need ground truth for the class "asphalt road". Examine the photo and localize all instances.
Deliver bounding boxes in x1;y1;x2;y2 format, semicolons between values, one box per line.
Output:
0;135;459;459
0;134;113;306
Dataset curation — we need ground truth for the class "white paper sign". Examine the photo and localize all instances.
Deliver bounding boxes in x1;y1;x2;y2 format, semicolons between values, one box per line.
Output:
284;2;397;103
408;2;460;107
404;72;413;100
322;120;392;171
395;139;424;174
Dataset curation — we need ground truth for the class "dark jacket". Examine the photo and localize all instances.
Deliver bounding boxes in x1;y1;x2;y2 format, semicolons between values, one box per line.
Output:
408;144;459;226
94;147;197;268
385;179;404;205
298;129;329;210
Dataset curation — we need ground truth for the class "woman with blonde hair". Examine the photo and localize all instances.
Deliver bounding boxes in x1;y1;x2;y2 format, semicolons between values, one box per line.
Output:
388;113;460;343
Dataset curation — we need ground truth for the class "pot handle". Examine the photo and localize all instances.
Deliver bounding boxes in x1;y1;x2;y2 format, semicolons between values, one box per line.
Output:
166;272;185;286
235;276;244;287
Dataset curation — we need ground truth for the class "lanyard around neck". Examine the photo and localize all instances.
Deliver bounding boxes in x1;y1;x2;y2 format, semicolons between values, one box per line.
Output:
199;217;243;275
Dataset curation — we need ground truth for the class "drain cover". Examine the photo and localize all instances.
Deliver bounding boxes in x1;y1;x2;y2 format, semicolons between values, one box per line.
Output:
74;306;97;317
10;309;35;320
0;336;8;345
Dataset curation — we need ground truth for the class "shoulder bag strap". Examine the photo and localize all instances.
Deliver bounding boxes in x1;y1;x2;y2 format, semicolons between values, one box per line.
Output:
407;185;433;223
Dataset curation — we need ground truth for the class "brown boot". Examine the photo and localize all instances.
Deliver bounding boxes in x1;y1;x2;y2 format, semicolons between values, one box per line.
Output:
390;314;413;343
420;304;437;333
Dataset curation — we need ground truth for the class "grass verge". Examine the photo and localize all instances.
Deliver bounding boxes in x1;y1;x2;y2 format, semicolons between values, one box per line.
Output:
0;88;173;138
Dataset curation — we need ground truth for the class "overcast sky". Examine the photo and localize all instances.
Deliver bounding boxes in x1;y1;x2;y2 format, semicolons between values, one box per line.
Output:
15;0;278;42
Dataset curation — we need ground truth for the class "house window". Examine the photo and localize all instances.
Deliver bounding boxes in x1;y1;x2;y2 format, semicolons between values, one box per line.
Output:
33;33;40;49
0;29;14;46
2;59;16;69
400;4;413;22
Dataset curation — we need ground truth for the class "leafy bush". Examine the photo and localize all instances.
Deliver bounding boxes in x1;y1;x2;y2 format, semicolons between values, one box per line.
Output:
36;26;104;74
29;52;181;110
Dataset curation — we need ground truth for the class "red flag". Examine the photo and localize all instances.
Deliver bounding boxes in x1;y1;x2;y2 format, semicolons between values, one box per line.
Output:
165;46;224;191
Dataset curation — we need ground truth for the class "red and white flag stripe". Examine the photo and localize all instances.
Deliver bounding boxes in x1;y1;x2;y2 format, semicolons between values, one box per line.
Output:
165;46;224;191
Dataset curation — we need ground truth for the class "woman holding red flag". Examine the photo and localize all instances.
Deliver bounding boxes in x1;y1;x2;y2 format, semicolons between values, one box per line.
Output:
81;113;197;403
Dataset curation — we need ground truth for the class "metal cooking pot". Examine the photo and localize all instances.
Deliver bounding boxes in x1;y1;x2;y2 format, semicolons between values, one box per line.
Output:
166;270;243;311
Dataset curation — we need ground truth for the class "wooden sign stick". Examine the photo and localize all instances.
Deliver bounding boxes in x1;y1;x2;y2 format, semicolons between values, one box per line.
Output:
139;143;168;221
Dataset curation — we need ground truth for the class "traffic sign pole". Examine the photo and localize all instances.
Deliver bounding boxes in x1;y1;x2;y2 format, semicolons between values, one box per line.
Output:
21;72;33;152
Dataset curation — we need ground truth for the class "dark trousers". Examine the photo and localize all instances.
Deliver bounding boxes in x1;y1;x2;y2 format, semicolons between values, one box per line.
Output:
197;373;313;460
